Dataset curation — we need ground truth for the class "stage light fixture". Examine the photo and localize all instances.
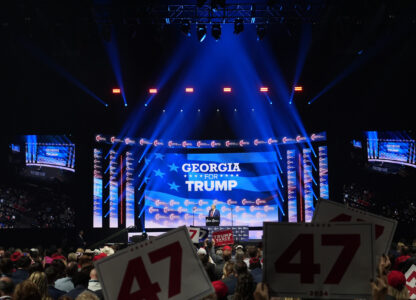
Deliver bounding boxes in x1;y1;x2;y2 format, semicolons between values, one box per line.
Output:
112;88;121;94
181;20;191;37
260;87;269;92
197;0;207;7
217;108;220;112
149;88;158;94
211;0;225;11
211;24;221;41
256;24;266;40
294;86;303;92
198;108;201;112
234;18;244;34
223;87;232;93
234;108;237;111
185;87;194;93
197;24;207;42
180;109;183;112
163;109;166;112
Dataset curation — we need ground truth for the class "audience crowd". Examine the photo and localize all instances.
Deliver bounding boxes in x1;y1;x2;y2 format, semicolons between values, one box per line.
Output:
0;238;415;300
0;185;75;229
342;182;416;225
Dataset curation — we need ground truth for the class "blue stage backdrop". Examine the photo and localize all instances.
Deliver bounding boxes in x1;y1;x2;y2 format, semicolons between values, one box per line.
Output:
92;133;328;231
144;152;282;228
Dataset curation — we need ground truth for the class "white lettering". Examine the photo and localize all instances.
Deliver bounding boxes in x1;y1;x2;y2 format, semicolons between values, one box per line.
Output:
195;181;203;191
215;181;227;191
200;164;209;172
185;181;194;191
204;181;214;191
229;180;237;189
181;162;241;173
182;164;191;172
184;180;238;191
209;163;218;172
218;163;227;172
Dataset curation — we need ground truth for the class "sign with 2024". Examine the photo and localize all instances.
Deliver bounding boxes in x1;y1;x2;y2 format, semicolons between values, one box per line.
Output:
313;199;397;255
95;226;214;300
212;229;234;246
263;222;375;299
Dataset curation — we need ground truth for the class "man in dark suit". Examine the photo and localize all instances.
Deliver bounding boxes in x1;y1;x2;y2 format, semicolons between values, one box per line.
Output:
208;204;220;218
76;230;86;249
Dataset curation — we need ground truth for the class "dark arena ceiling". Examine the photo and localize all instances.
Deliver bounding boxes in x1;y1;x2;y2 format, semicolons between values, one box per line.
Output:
1;0;416;138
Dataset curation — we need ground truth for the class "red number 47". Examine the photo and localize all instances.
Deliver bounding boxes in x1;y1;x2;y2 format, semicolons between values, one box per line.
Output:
275;234;360;284
118;241;182;300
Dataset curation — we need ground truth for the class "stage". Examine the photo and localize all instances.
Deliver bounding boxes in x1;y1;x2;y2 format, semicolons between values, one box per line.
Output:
92;133;329;235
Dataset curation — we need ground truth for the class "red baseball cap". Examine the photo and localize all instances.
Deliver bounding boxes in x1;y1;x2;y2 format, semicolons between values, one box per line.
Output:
388;270;406;290
212;280;228;298
223;246;232;251
93;253;107;262
52;254;66;261
10;252;22;262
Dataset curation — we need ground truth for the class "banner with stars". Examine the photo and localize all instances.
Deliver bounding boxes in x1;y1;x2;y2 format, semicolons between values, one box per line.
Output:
144;152;283;228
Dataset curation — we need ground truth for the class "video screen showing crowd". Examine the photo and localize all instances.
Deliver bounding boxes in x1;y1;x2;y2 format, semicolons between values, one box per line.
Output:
344;131;416;230
1;135;76;229
93;133;329;233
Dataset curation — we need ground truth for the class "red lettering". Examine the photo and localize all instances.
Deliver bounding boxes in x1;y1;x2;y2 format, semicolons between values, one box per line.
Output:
274;234;320;283
118;256;161;300
322;234;360;284
149;241;182;298
189;229;198;239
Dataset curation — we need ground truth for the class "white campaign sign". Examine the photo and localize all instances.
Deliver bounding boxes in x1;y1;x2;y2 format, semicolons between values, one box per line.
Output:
263;222;375;299
313;199;397;255
95;226;214;300
405;264;416;299
187;227;201;243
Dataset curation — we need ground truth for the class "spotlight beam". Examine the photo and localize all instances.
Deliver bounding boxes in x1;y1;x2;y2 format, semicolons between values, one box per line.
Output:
309;34;393;105
289;24;311;104
19;38;108;107
101;25;128;107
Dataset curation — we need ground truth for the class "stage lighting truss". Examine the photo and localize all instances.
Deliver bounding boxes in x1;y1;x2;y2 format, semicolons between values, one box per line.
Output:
211;23;221;41
256;24;266;40
165;3;323;25
93;3;325;26
197;24;207;42
234;18;244;34
181;19;191;36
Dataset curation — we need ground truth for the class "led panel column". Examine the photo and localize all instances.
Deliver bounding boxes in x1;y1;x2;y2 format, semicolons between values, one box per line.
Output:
303;148;313;222
125;151;135;227
93;149;103;228
287;150;297;222
319;146;329;199
109;150;119;228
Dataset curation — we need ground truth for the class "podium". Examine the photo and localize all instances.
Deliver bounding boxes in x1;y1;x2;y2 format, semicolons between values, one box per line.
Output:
206;216;220;227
